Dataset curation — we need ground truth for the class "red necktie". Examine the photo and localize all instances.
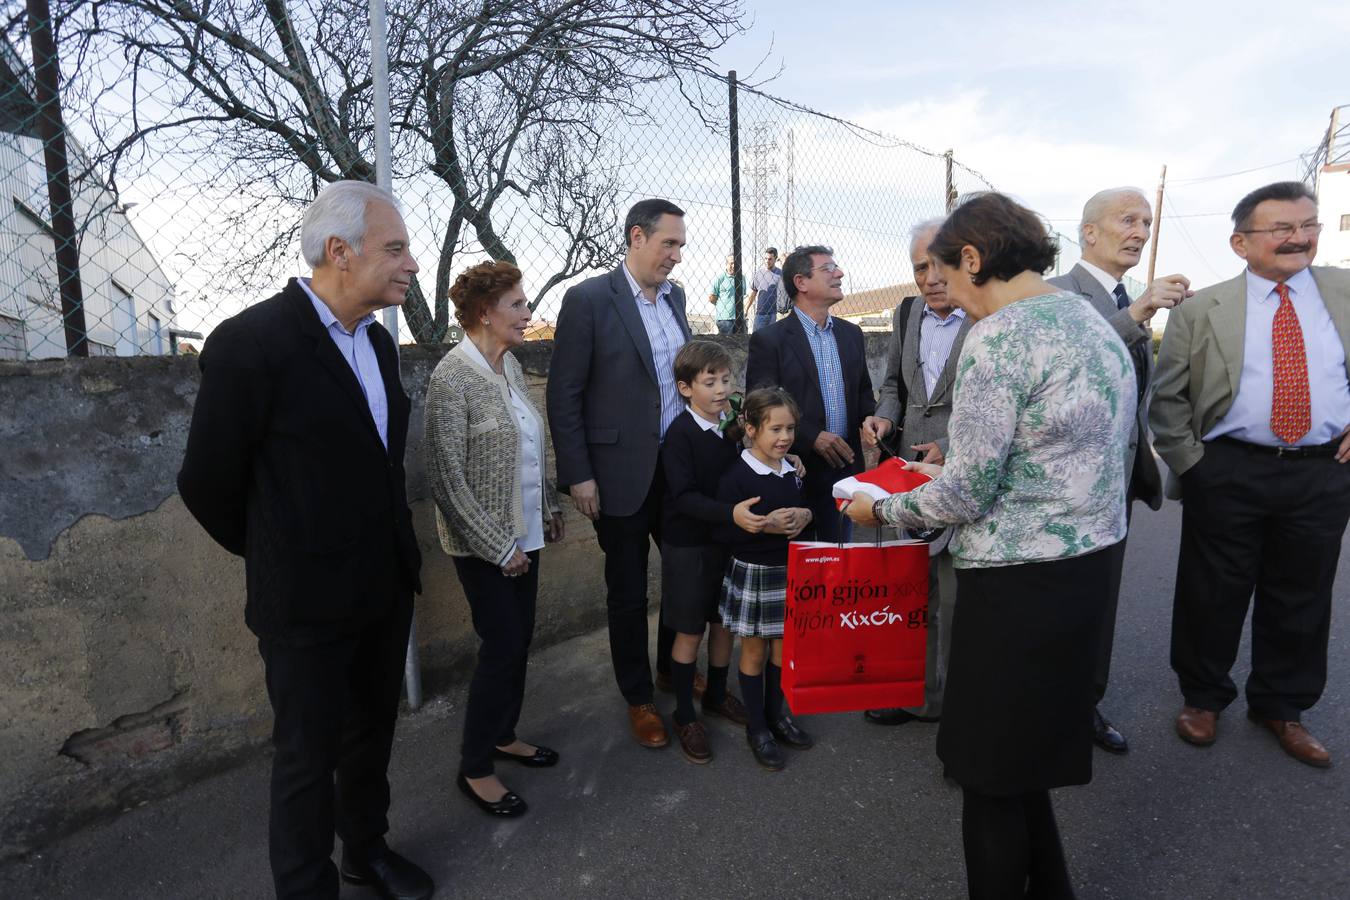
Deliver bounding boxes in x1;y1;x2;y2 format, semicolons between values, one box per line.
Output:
1270;283;1311;445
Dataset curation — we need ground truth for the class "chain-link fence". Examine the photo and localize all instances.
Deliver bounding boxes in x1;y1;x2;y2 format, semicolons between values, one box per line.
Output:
1;2;996;360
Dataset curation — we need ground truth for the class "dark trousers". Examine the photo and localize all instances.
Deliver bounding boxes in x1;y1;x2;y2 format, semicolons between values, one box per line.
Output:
1171;440;1350;720
454;551;540;778
1095;502;1132;703
257;595;413;900
593;473;675;706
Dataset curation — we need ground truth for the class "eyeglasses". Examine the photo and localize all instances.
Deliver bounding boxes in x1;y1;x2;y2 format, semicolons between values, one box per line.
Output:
812;261;842;274
1239;222;1323;240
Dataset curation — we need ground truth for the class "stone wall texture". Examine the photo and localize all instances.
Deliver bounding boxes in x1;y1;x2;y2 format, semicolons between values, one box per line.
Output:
0;331;892;858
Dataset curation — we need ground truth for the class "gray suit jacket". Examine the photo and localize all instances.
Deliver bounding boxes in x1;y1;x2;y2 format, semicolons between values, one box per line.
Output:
546;266;691;517
1150;265;1350;499
875;298;972;457
1048;264;1163;509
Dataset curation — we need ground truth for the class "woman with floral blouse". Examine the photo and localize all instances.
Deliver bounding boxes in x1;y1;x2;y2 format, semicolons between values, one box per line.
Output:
848;192;1135;900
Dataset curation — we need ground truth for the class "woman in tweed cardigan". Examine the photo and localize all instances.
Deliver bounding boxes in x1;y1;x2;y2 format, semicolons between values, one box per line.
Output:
426;261;563;818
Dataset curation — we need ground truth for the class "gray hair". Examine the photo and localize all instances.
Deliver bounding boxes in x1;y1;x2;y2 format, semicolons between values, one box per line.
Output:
908;217;947;254
1078;187;1148;242
300;180;399;268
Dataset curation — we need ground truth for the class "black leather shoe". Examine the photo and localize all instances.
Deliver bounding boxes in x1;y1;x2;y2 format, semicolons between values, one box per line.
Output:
863;708;940;726
746;730;786;771
340;843;434;900
492;744;560;768
1093;707;1128;754
770;715;814;750
456;773;528;818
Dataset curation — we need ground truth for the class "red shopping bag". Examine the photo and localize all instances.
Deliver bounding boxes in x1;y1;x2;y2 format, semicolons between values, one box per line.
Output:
782;539;929;714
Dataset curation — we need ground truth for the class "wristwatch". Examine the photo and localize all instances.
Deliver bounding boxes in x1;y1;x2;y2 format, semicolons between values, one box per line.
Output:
872;499;886;523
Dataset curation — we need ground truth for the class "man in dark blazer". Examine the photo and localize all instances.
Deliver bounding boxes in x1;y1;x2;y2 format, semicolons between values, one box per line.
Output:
745;244;875;541
178;181;431;900
547;199;693;749
1152;181;1350;768
1048;186;1190;756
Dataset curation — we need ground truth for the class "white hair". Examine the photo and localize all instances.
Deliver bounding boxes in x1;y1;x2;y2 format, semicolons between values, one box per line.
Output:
908;216;946;254
300;180;399;268
1078;187;1148;242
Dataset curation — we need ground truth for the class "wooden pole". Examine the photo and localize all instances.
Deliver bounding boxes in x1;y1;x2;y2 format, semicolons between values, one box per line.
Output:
1147;164;1167;285
728;71;744;333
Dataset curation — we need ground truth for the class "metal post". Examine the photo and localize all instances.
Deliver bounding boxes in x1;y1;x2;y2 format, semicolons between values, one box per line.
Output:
369;0;422;711
944;149;957;212
27;0;88;356
728;70;745;334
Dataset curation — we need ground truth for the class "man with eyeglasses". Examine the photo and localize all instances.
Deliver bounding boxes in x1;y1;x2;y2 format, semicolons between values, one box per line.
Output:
746;245;875;542
1152;181;1350;768
1045;187;1192;757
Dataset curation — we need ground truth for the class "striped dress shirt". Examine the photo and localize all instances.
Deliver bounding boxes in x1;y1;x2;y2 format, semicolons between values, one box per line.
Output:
793;306;848;435
622;263;687;437
919;306;967;396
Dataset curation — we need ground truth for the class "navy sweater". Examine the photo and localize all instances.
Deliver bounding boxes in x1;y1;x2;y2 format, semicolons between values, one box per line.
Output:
714;454;805;566
661;409;742;547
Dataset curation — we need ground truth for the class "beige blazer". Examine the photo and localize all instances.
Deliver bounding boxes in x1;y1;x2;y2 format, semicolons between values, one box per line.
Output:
1149;265;1350;499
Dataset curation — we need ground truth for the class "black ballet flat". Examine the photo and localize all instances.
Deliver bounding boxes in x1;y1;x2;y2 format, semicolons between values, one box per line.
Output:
456;773;528;817
492;744;560;768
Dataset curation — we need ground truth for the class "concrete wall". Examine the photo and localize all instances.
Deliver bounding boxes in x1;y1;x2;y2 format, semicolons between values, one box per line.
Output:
0;332;893;858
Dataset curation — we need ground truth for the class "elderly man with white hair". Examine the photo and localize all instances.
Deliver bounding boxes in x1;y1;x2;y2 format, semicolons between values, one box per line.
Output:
1047;186;1192;756
859;217;972;728
179;180;433;900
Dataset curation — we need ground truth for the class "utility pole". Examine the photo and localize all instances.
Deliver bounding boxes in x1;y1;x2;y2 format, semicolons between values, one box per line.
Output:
27;0;88;356
783;128;797;251
1148;165;1167;286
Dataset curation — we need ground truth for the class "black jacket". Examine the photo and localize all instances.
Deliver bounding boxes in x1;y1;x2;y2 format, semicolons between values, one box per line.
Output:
178;279;422;643
744;308;876;495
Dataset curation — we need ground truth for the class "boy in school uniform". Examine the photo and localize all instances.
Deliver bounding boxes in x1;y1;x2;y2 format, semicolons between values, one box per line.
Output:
660;341;761;763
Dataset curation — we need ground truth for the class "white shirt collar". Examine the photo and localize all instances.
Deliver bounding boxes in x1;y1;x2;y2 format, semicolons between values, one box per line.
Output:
1076;259;1124;297
686;406;725;433
1246;266;1313;304
457;334;502;375
742;448;793;477
621;262;672;305
299;277;374;335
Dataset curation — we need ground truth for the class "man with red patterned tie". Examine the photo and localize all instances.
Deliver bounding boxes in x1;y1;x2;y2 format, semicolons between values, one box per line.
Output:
1151;181;1350;767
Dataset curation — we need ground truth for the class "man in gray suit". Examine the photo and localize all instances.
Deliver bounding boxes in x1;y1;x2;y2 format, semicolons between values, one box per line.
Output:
860;218;971;726
547;199;692;749
1151;181;1349;767
1048;187;1191;754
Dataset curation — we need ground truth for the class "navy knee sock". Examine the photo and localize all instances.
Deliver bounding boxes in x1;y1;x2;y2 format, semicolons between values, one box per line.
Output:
738;670;767;735
672;660;697;726
705;664;729;707
765;661;784;723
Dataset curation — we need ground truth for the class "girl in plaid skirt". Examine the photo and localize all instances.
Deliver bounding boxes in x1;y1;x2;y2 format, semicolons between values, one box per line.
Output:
716;388;815;770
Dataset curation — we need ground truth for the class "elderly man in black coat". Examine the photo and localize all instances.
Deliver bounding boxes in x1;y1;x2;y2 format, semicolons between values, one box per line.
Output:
178;180;431;900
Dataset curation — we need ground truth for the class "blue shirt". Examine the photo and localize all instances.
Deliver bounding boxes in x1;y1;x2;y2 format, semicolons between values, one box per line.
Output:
752;266;782;316
1204;267;1350;447
622;263;687;437
793;306;848;436
919;306;966;396
298;278;389;449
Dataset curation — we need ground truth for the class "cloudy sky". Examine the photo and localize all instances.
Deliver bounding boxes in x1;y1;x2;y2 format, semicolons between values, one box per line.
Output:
713;0;1350;288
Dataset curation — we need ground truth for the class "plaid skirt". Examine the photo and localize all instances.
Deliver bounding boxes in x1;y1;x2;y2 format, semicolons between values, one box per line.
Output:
719;558;786;638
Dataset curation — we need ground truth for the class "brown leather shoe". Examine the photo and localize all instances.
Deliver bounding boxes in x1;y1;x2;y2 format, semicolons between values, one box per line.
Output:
702;692;749;726
1247;712;1332;768
655;670;707;699
1176;706;1218;746
628;703;669;749
674;719;712;764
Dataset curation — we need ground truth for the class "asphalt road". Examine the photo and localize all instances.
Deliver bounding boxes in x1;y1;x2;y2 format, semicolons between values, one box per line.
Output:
3;498;1348;899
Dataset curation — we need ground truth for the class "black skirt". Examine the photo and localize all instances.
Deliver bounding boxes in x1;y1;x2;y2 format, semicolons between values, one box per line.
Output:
937;548;1112;796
